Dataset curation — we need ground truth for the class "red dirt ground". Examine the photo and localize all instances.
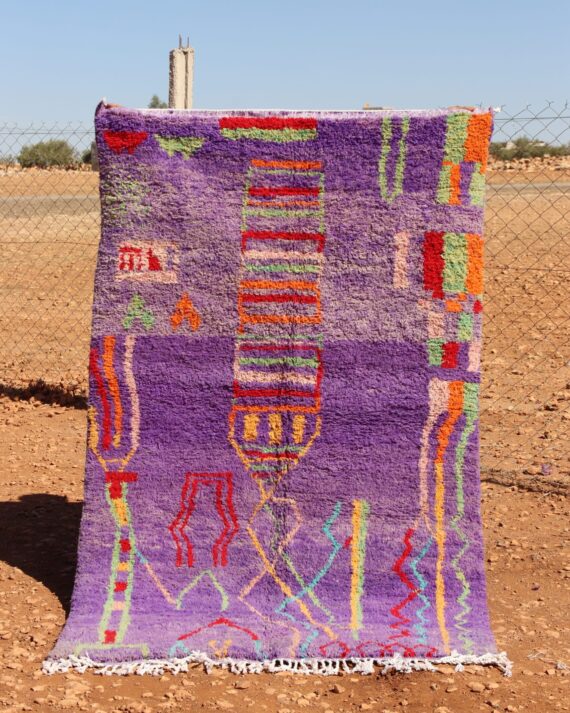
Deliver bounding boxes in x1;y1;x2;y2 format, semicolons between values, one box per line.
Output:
0;397;568;713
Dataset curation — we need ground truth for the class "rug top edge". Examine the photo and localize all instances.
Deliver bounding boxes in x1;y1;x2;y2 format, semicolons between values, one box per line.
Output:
96;103;495;119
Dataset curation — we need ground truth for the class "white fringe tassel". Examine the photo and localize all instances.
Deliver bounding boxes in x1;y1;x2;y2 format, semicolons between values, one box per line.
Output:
43;650;512;677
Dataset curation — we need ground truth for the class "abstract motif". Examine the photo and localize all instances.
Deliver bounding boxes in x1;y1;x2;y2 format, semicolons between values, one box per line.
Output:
122;295;155;331
103;130;148;155
116;242;179;283
349;499;370;639
101;169;151;227
393;231;410;289
436;113;493;206
46;105;506;677
227;149;338;650
378;116;410;203
80;335;148;657
169;473;239;567
404;164;487;655
170;292;201;332
171;618;263;660
422;230;483;371
229;157;325;478
220;117;318;142
155;135;205;158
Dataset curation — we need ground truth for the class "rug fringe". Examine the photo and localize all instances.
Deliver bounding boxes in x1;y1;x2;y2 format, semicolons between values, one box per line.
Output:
43;650;512;677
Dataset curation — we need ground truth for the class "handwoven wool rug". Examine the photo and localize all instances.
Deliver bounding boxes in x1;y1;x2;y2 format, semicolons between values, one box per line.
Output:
45;104;510;676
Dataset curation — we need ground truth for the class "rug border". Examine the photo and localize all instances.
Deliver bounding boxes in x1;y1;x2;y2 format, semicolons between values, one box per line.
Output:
43;650;512;677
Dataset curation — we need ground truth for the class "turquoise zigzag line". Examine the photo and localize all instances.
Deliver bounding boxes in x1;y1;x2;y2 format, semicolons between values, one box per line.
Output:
262;504;315;650
298;627;319;656
276;501;343;655
450;409;478;654
263;502;332;619
409;536;433;645
262;504;316;653
277;501;342;612
262;503;329;652
278;607;316;658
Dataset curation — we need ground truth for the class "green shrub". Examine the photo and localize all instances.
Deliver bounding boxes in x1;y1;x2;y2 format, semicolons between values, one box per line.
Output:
148;94;168;109
18;139;77;168
81;141;99;170
490;137;570;161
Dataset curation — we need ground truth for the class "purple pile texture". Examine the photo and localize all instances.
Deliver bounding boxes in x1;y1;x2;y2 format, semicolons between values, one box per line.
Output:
45;104;509;676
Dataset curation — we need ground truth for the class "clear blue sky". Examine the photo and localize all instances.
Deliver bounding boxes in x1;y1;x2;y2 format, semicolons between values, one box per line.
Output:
1;0;568;123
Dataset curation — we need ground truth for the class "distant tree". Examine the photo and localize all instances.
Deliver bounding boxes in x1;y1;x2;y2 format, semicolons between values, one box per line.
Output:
148;95;168;109
18;140;77;168
490;137;570;160
81;141;99;170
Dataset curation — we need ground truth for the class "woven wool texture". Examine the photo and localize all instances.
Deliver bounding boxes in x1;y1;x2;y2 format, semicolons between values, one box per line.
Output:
46;105;504;675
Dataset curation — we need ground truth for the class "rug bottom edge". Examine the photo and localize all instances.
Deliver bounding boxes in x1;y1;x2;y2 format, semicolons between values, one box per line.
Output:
43;651;512;677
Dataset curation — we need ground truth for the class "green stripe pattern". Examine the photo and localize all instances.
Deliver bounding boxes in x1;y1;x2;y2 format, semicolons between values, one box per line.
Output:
428;339;444;366
221;128;317;142
378;116;410;204
457;313;474;342
245;262;322;274
239;356;319;368
443;114;469;163
469;165;486;205
437;113;469;204
442;233;468;293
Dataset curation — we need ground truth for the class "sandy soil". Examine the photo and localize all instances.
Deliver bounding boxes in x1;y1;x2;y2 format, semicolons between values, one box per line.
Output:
0;396;568;712
0;166;569;711
0;169;99;397
0;167;569;483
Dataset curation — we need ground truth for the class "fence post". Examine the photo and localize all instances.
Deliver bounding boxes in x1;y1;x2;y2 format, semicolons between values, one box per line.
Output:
169;36;194;109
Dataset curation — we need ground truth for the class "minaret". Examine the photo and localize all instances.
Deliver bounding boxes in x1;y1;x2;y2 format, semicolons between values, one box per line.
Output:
169;35;194;109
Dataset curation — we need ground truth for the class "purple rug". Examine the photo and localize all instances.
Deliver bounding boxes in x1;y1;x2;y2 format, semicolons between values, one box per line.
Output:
45;104;510;676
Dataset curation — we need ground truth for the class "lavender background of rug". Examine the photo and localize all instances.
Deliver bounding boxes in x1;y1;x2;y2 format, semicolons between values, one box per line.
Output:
46;106;500;671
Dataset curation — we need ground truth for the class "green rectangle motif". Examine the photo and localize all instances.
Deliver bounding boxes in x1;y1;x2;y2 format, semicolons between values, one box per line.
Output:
436;163;453;204
427;338;444;366
444;114;469;164
443;233;468;294
457;313;474;342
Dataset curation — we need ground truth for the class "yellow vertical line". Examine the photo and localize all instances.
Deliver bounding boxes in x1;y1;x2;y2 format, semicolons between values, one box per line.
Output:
268;413;282;444
114;498;129;526
243;413;259;441
350;499;369;639
143;561;176;605
292;414;305;444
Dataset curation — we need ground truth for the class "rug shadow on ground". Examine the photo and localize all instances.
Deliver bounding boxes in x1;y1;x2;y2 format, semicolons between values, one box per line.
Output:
0;494;82;613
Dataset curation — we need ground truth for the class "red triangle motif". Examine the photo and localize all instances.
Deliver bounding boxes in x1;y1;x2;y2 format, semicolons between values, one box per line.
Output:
103;130;148;155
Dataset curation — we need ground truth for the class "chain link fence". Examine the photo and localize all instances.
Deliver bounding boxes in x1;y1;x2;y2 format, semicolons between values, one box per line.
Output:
0;106;569;483
0;123;99;400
